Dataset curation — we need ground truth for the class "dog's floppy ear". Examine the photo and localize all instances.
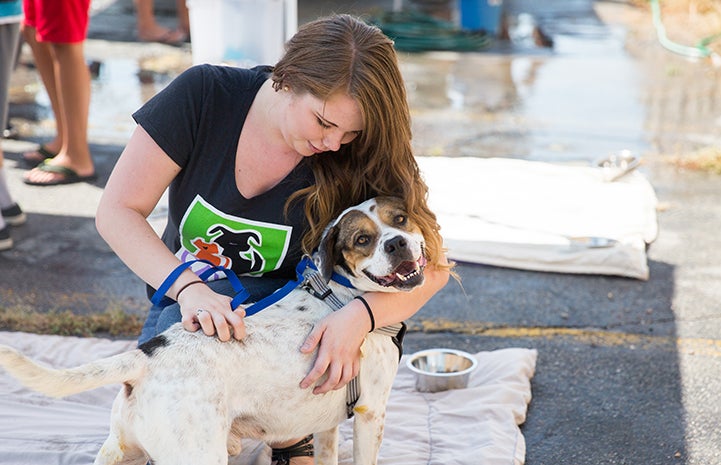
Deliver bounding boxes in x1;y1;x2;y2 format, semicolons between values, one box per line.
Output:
316;224;340;282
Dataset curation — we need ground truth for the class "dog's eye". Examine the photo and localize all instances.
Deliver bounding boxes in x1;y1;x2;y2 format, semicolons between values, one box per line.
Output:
355;234;371;246
394;214;407;226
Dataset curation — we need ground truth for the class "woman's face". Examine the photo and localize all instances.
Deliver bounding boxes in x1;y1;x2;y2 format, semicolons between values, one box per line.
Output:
284;90;364;157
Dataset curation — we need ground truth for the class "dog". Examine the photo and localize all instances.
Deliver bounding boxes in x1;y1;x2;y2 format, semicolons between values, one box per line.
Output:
0;196;427;465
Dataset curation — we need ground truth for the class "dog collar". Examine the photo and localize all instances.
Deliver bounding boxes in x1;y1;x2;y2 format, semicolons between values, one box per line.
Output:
244;257;353;316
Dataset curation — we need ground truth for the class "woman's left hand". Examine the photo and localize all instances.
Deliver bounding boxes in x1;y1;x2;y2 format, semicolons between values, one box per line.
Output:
298;300;370;394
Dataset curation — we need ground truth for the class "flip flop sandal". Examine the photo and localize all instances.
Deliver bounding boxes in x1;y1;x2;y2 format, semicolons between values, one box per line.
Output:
23;160;97;186
22;145;58;168
270;435;314;465
139;28;187;47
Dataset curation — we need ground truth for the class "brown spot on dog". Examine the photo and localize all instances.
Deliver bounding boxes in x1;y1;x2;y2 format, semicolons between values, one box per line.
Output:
353;405;369;415
334;211;380;272
375;197;422;235
317;209;378;281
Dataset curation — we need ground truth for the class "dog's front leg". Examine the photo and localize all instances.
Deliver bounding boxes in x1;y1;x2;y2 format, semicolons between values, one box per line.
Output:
314;427;338;465
352;407;386;465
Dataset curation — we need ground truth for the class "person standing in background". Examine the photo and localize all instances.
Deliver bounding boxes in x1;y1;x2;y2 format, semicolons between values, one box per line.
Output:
20;0;96;186
135;0;189;45
0;0;27;250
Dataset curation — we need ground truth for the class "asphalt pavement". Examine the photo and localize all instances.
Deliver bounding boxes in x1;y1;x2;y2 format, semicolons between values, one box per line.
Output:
1;1;720;464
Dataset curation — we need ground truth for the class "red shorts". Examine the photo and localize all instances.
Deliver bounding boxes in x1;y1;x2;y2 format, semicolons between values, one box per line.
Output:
22;0;91;43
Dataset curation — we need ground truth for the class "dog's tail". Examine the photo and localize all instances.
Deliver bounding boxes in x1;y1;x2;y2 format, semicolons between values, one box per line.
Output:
0;344;146;398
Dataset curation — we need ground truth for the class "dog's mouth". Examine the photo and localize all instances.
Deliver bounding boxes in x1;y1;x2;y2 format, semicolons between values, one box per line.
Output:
364;253;427;289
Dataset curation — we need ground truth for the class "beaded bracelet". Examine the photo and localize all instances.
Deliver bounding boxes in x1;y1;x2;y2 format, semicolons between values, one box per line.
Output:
175;280;203;300
354;295;375;332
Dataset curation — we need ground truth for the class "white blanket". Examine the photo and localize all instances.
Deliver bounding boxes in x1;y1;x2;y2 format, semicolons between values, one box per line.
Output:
0;331;537;465
418;157;658;280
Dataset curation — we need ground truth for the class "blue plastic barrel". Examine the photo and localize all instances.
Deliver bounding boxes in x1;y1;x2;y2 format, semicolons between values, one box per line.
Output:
458;0;503;34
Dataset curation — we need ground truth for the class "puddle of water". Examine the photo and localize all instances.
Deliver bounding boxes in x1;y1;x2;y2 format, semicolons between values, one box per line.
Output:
400;22;649;163
517;40;646;162
10;5;707;170
88;59;148;144
87;58;182;145
9;47;186;147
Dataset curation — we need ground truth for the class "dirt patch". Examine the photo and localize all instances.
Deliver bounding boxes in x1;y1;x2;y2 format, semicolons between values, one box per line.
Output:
0;308;143;338
609;1;721;172
666;145;721;173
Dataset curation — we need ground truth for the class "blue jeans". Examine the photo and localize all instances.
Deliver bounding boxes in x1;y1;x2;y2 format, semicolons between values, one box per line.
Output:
137;277;289;345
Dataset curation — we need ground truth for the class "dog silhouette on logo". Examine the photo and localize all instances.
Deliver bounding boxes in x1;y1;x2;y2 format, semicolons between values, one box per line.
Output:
207;225;264;273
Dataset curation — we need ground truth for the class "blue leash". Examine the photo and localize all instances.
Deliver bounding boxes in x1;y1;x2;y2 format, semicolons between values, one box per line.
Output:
151;256;353;316
244;258;313;316
151;258;250;309
152;254;400;420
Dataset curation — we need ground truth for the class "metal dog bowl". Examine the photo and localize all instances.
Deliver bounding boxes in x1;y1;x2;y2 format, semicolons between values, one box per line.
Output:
406;348;478;393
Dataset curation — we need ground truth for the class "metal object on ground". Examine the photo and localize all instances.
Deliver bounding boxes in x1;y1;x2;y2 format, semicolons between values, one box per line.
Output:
407;348;478;392
596;149;640;182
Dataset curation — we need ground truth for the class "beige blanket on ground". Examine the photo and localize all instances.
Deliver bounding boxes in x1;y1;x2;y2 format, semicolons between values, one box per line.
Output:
0;331;536;465
418;157;658;280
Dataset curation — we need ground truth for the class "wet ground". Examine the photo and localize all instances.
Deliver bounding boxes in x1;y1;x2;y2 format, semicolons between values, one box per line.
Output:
2;0;721;464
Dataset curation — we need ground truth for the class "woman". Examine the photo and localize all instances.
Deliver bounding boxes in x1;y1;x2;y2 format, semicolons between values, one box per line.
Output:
96;14;450;465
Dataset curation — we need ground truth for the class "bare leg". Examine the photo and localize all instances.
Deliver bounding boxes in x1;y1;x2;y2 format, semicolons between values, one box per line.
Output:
176;0;190;35
50;42;93;173
21;26;63;159
24;41;95;184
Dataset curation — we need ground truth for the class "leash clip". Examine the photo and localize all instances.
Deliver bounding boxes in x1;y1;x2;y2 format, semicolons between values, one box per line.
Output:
301;278;332;300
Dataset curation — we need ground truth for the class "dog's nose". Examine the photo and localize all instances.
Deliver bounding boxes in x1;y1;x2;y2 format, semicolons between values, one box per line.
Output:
384;235;408;255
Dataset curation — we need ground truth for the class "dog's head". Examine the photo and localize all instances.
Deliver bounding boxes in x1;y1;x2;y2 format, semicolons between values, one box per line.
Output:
316;196;427;293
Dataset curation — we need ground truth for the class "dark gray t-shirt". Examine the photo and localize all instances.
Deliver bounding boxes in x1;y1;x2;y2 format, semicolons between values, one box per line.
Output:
133;64;313;283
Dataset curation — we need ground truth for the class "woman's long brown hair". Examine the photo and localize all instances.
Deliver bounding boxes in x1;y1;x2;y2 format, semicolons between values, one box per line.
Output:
272;14;448;269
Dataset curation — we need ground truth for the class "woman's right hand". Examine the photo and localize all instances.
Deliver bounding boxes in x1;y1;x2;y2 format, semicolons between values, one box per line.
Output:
176;283;247;341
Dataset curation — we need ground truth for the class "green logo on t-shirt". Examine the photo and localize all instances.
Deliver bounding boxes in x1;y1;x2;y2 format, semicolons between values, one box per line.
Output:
177;196;292;276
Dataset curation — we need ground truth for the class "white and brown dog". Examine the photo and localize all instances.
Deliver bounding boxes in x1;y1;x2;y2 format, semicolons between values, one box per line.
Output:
0;196;427;465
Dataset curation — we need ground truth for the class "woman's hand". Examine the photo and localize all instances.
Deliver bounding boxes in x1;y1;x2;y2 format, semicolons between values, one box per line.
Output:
176;282;247;342
297;260;451;394
298;299;371;394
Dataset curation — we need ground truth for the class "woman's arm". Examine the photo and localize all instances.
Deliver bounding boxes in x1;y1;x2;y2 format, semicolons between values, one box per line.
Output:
96;126;246;341
299;260;451;394
97;126;182;290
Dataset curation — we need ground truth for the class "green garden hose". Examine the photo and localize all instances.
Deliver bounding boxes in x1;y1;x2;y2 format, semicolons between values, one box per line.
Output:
649;0;719;59
369;10;491;52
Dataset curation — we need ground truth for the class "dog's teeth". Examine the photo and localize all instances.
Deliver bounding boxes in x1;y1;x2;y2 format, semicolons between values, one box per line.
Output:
395;269;419;282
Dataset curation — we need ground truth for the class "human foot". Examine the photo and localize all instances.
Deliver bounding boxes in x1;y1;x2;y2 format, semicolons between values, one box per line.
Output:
138;25;187;45
22;144;59;168
1;203;26;226
23;160;96;186
0;225;12;251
